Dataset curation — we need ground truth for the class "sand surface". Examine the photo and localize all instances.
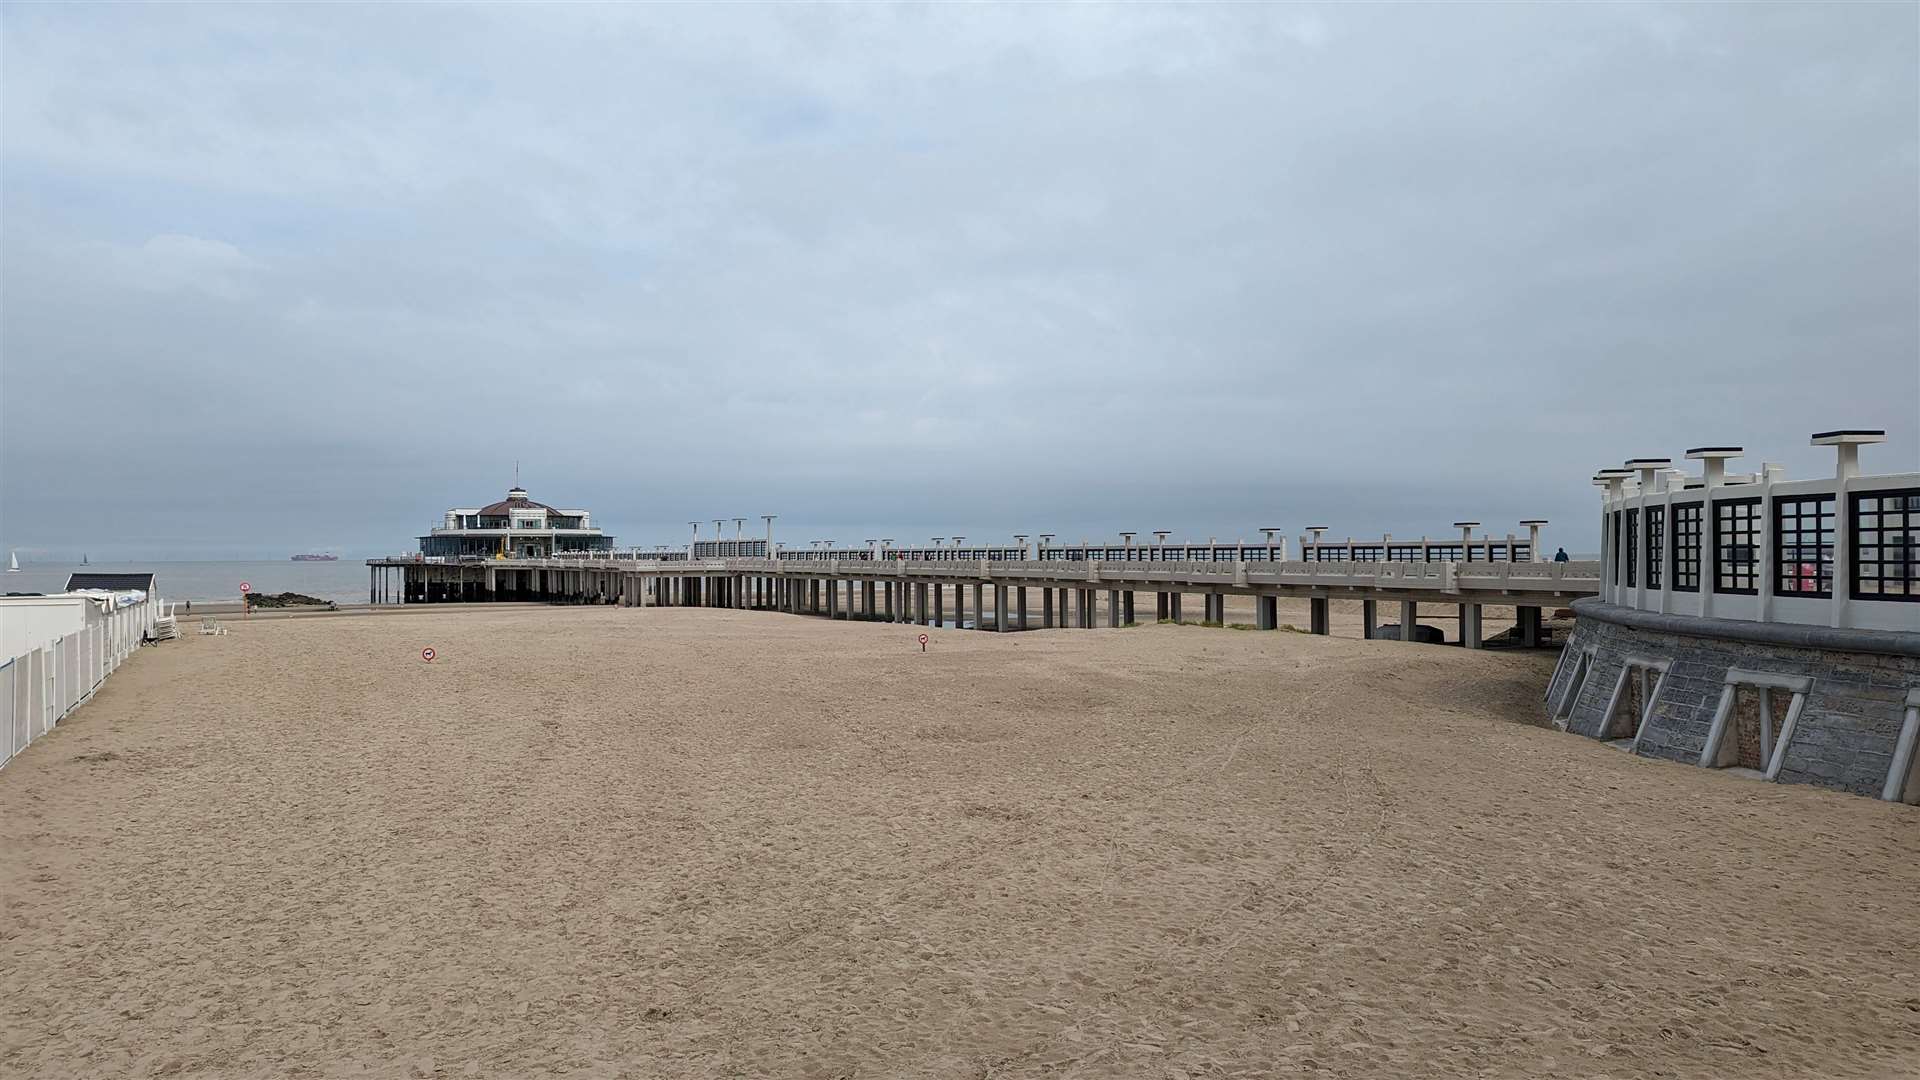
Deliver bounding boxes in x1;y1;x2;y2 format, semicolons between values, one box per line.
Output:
2;607;1915;1078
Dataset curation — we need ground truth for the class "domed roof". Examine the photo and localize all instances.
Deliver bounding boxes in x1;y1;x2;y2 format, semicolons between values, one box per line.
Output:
477;487;557;516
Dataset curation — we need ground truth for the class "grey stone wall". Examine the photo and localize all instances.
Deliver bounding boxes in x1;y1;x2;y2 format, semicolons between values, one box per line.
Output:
1557;601;1920;799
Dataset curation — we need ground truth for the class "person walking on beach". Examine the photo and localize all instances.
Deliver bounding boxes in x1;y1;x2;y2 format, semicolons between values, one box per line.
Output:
1552;547;1569;563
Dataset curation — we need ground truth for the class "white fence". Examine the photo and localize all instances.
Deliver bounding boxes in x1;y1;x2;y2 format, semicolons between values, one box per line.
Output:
0;596;157;771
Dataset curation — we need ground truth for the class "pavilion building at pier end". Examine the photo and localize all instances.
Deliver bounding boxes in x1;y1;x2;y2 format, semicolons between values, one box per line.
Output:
417;487;615;559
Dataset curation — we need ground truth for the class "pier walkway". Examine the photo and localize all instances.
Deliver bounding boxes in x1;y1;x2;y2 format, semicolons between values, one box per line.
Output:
368;554;1600;648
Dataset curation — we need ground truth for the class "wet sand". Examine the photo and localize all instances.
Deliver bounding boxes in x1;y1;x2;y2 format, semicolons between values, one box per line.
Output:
2;606;1915;1078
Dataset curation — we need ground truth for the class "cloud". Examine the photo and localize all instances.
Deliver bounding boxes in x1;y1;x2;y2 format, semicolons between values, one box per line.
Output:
90;233;262;300
0;2;1914;559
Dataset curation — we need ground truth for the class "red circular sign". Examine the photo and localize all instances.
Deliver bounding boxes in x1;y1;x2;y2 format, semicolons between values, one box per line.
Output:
239;581;252;593
918;634;929;644
421;647;436;662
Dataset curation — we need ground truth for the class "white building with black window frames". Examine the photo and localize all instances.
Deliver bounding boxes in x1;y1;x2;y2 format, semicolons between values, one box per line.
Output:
1550;429;1920;805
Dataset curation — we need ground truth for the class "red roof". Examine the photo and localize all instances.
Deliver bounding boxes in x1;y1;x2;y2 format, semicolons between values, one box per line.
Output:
477;490;558;516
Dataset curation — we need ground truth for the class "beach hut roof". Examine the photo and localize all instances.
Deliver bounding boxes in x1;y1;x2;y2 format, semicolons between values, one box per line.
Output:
65;571;156;592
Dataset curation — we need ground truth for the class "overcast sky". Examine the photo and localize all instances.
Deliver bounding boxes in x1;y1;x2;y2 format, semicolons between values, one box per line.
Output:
2;2;1915;560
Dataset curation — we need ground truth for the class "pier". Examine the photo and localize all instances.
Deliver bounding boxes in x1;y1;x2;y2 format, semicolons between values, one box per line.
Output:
367;550;1599;648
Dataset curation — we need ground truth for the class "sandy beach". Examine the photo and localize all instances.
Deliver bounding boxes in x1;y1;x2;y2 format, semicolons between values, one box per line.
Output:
2;606;1915;1078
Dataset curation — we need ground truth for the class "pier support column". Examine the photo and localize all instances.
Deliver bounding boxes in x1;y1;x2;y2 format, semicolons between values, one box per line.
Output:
953;583;965;628
1167;592;1182;623
1362;599;1378;639
1108;590;1121;628
1122;591;1135;626
1399;600;1419;643
995;585;1010;632
1082;589;1096;629
1017;587;1028;630
1256;595;1277;630
1517;606;1542;647
1156;592;1168;621
972;584;985;630
1042;588;1054;628
1461;603;1483;649
932;583;944;627
1310;596;1330;635
1203;594;1223;625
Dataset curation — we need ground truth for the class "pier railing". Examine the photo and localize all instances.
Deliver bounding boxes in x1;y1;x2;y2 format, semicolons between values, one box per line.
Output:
1594;434;1914;632
416;554;1601;598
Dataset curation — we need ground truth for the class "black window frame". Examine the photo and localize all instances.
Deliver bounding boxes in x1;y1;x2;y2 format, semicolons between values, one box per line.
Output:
1671;502;1702;592
1774;494;1835;599
1852;488;1919;603
1712;497;1762;595
1644;506;1664;590
1624;508;1639;588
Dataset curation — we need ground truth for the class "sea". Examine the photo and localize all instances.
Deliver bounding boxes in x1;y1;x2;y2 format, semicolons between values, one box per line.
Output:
4;560;373;604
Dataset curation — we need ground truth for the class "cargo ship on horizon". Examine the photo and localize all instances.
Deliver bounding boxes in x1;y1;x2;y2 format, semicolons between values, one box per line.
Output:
291;553;339;562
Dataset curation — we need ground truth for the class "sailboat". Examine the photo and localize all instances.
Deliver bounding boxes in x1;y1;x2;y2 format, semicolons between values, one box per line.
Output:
7;551;18;572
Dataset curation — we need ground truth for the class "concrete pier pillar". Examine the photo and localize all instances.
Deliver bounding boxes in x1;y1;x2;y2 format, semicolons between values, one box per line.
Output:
972;584;985;630
1083;589;1096;629
826;579;838;619
933;583;944;627
915;583;928;625
1108;590;1121;628
1461;603;1483;648
1362;599;1378;639
1122;591;1135;625
995;585;1010;632
1517;606;1542;647
1256;595;1277;630
1168;592;1182;623
1017;587;1028;630
1156;592;1169;620
1309;596;1330;635
953;583;965;628
1042;588;1054;628
1399;600;1418;643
